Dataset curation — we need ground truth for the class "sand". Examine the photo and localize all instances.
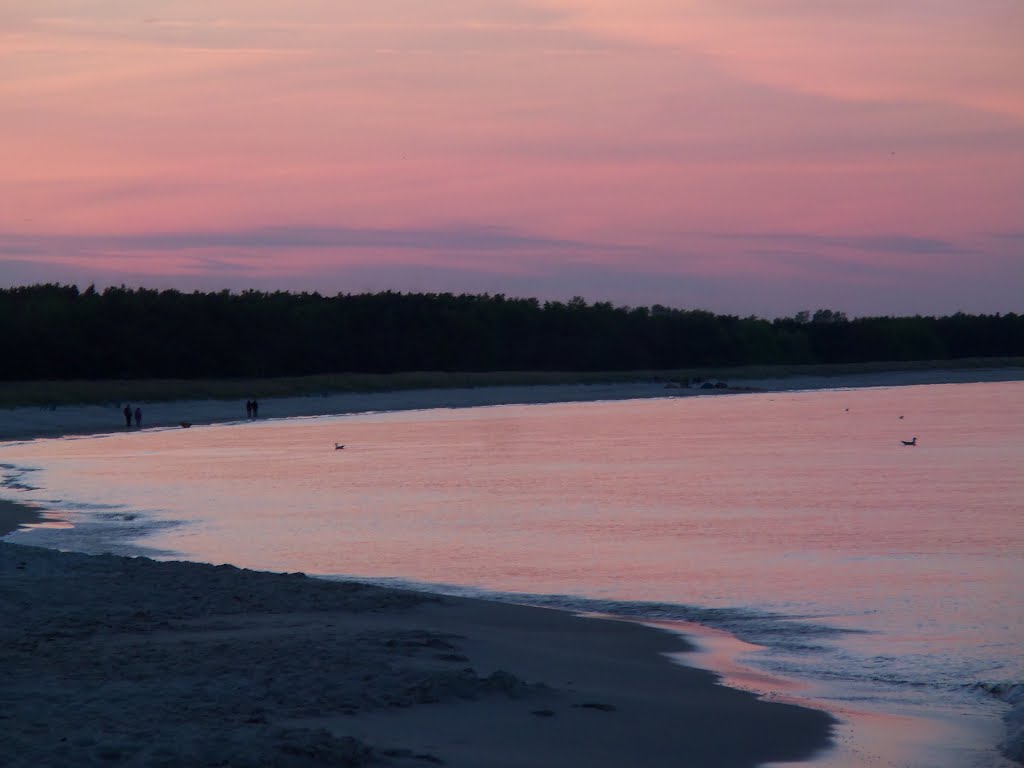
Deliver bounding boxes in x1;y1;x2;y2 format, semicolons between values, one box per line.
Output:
0;499;43;538
3;369;1022;766
2;366;1021;443
0;538;834;767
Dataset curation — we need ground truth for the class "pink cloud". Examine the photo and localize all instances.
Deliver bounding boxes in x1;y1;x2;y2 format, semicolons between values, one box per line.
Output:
1;1;1021;315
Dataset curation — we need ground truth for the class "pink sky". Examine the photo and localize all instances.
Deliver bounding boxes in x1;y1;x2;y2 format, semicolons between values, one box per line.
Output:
2;1;1022;317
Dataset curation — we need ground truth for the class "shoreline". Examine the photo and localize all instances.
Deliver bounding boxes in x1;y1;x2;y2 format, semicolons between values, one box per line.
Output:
0;379;842;766
0;499;43;538
1;365;1022;443
4;370;1022;766
0;540;836;767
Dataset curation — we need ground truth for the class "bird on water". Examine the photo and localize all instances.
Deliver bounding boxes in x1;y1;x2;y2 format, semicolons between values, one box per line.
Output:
901;437;917;446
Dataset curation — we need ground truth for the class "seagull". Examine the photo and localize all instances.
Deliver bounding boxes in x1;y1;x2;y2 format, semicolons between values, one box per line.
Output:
901;437;917;446
335;443;345;450
899;415;904;419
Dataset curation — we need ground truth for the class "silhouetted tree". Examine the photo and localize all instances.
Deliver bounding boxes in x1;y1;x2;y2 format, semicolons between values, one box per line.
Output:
0;284;1020;380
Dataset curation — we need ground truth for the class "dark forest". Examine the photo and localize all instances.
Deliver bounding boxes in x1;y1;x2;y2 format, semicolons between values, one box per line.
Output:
3;284;1021;380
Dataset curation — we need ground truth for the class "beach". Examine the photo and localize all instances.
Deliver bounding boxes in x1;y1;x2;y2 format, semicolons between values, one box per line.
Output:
2;366;1023;443
0;532;833;767
3;367;1023;767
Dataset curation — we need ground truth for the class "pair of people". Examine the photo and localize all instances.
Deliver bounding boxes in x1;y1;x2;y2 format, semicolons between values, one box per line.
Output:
245;400;259;419
122;404;142;428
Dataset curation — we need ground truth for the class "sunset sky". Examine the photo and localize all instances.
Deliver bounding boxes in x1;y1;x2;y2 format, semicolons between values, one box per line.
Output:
2;1;1022;317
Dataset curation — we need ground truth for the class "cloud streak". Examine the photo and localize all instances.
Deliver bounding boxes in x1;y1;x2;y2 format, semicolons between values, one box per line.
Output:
710;232;963;255
0;225;623;257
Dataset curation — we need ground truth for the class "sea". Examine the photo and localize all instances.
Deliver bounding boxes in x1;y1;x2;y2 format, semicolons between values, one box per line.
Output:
2;380;1022;768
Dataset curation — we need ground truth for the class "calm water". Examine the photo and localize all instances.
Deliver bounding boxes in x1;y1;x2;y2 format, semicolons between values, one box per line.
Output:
3;381;1023;767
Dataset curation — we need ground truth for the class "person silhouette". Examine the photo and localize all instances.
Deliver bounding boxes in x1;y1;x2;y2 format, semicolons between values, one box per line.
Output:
134;407;142;428
251;399;259;418
246;400;252;419
123;404;132;427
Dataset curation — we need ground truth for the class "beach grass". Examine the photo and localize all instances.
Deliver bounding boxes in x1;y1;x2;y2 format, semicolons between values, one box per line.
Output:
1;356;1022;408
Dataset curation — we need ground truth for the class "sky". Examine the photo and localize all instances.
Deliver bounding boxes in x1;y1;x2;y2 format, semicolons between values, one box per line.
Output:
1;1;1022;318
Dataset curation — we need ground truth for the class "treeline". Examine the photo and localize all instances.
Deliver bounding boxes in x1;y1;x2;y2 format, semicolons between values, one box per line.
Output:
2;284;1022;380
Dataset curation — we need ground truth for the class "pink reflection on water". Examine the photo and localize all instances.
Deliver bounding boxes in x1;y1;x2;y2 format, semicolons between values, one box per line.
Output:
21;519;74;530
651;617;1008;768
4;383;1022;607
1;381;1022;768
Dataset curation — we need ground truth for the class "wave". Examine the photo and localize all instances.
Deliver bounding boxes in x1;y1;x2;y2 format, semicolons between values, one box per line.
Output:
331;572;1024;758
5;512;184;559
324;575;860;653
971;684;1024;765
0;463;41;492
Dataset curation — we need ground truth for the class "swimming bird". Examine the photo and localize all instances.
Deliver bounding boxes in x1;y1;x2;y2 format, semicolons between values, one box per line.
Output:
335;443;345;450
899;415;904;419
901;437;917;446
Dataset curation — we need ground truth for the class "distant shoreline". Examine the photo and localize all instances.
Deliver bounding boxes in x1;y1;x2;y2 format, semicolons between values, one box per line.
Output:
2;356;1023;408
0;363;1021;443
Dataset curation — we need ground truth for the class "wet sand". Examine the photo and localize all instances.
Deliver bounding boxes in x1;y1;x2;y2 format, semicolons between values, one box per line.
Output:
0;499;42;537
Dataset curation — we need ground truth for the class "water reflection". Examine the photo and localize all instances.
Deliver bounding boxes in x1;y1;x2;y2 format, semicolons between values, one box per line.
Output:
1;381;1022;767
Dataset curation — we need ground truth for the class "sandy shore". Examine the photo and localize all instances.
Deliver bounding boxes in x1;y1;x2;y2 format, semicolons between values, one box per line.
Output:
0;539;835;767
1;366;1022;442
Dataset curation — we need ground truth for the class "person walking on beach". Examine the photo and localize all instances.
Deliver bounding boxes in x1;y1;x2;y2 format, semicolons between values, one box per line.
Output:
245;400;253;419
123;404;132;427
134;407;142;428
251;400;259;418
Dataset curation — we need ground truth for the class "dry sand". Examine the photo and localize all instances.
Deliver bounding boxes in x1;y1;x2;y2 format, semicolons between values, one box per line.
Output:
0;538;834;767
1;366;1021;442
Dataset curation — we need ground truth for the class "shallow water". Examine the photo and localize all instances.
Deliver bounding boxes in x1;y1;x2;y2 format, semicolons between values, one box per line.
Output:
3;381;1023;767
